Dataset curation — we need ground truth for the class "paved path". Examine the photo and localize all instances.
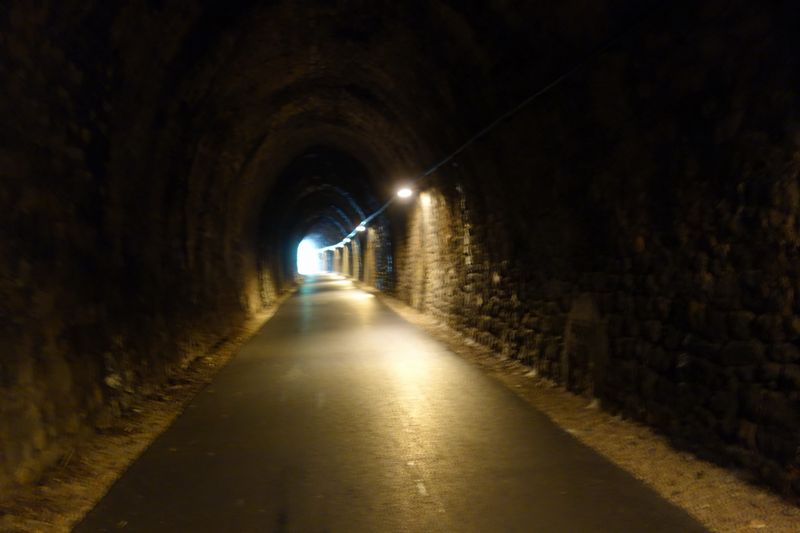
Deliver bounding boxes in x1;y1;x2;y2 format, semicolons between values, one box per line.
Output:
75;274;706;532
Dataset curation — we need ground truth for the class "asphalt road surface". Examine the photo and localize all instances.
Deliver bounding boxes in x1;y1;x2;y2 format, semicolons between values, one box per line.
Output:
75;274;706;532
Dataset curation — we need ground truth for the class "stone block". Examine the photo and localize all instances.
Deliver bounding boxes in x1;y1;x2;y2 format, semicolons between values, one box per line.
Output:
606;314;622;337
635;296;655;319
706;309;728;341
687;300;707;332
640;368;660;398
642;320;662;343
633;339;649;361
758;363;782;385
654;297;671;319
543;301;561;315
718;340;766;366
683;334;719;358
644;345;673;373
673;382;702;413
755;426;797;464
754;313;785;342
713;273;740;309
780;364;800;388
761;391;799;428
589;272;606;292
544;340;561;361
727;311;754;340
676;353;710;384
770;342;800;363
759;460;790;491
540;317;555;334
733;365;757;382
743;387;766;422
616;337;637;359
655;374;677;400
784;315;800;340
709;385;738;414
622;315;640;337
600;293;616;313
662;325;684;350
615;292;634;314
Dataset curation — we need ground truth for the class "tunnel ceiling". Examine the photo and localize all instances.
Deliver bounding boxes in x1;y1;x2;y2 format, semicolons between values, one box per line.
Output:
86;0;638;276
0;0;676;310
129;0;469;254
261;146;377;260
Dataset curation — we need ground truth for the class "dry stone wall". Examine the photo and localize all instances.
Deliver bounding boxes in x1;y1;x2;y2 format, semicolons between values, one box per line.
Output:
391;2;800;498
394;175;800;498
0;1;286;495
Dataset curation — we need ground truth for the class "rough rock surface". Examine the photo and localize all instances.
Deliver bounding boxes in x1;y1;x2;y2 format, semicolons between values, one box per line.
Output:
1;0;799;499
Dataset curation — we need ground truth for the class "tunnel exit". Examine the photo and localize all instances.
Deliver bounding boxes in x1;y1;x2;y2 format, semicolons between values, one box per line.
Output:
296;238;322;275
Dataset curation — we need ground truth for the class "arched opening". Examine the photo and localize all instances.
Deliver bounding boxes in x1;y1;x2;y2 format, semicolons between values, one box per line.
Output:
296;238;321;275
254;144;397;292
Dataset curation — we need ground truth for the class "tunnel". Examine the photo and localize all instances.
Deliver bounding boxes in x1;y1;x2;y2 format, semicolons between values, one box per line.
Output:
2;0;800;530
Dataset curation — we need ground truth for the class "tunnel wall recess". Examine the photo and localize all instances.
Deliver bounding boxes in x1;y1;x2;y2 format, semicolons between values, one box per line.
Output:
1;0;800;500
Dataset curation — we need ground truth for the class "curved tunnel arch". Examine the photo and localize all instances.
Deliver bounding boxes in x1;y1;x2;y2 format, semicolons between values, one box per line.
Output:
254;144;390;285
3;0;800;502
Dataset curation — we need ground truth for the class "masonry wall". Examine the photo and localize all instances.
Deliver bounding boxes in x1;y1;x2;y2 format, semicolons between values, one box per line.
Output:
0;1;287;494
391;2;800;497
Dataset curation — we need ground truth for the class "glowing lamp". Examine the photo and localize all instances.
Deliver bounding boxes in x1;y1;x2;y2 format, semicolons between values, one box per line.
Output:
356;224;366;232
397;187;413;199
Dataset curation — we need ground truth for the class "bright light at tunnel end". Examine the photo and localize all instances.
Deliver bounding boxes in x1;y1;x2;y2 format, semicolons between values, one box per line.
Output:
296;238;321;275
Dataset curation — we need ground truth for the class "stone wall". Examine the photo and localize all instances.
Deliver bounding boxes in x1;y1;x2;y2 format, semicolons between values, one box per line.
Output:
390;1;800;497
0;1;287;495
362;228;378;288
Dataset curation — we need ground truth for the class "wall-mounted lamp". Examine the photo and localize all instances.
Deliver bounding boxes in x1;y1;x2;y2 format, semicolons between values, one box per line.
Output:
343;238;351;243
397;187;413;199
356;224;366;232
